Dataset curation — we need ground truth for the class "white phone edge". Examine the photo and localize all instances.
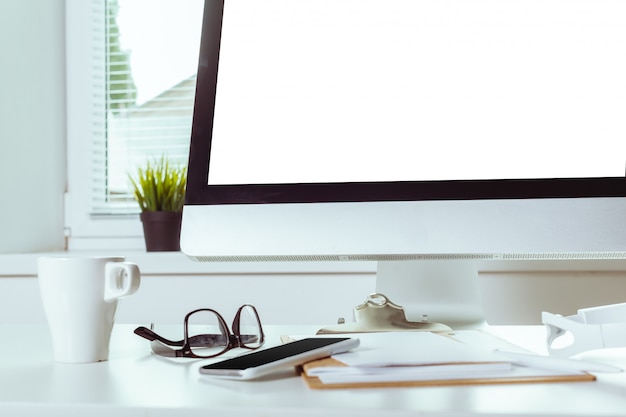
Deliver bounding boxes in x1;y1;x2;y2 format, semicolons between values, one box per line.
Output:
199;337;360;380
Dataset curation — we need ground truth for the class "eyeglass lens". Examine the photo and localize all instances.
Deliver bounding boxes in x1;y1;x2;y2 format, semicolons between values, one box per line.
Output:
186;305;263;357
237;305;263;349
187;310;230;357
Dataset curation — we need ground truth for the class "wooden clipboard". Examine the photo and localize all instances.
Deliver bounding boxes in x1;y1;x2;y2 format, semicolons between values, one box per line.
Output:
300;357;596;390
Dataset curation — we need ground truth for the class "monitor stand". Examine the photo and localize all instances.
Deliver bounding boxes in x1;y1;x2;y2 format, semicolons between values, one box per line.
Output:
375;260;486;329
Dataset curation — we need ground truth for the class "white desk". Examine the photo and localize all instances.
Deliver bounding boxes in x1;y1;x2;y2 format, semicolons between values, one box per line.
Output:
2;324;626;417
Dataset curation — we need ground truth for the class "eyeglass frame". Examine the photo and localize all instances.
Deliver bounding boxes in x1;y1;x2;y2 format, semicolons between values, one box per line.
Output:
133;304;265;359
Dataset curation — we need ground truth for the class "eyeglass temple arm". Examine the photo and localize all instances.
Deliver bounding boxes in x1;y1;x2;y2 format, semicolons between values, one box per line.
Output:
134;326;185;346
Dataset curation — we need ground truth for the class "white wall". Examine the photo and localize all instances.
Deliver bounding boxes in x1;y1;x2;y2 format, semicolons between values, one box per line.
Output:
0;254;376;326
0;274;376;326
3;269;626;326
2;253;626;326
479;270;626;324
0;1;66;253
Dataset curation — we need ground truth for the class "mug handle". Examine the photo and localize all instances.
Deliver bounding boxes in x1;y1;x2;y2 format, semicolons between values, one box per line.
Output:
104;262;141;302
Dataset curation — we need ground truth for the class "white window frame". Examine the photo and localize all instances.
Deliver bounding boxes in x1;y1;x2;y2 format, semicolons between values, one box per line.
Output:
65;0;144;251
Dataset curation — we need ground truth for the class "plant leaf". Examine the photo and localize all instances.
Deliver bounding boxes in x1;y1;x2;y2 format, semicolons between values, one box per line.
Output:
127;156;187;212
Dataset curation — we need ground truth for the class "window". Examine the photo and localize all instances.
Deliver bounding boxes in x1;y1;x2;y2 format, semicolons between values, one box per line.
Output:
66;0;203;249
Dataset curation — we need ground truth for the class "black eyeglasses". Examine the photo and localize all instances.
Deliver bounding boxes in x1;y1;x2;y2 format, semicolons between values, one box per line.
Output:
134;304;265;359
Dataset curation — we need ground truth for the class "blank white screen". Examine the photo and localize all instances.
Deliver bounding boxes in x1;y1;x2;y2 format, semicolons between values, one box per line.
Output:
208;0;626;185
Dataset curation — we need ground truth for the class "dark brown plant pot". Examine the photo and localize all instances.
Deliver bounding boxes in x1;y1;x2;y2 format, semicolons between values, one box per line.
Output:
140;211;183;252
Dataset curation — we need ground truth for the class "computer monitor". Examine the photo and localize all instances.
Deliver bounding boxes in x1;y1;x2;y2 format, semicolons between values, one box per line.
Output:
181;0;626;328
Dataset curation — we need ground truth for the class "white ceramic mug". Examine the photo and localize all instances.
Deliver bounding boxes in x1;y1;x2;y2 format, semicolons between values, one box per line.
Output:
37;256;141;363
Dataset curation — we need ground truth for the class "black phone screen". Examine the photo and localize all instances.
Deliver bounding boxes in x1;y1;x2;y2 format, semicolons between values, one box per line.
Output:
200;338;351;371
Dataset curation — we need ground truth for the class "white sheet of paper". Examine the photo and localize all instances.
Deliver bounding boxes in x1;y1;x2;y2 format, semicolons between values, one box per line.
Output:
332;332;503;367
298;332;588;385
313;364;581;385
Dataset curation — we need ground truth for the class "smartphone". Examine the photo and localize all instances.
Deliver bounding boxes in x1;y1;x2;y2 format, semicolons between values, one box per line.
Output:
199;337;359;380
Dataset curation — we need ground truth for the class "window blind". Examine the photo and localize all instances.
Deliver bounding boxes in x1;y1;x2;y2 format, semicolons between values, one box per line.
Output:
91;0;200;215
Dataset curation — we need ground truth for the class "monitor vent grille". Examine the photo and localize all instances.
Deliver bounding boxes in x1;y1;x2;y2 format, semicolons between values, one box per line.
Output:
500;252;626;261
190;253;497;262
189;252;626;263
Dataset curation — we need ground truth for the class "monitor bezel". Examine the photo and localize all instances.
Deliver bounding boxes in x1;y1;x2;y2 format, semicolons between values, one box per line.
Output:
186;0;626;206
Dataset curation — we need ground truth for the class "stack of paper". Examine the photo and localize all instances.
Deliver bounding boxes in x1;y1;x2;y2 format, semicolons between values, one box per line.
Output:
299;332;595;389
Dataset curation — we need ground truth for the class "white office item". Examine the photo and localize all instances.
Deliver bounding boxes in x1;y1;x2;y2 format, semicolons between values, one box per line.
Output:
37;256;141;363
181;0;626;330
543;303;626;358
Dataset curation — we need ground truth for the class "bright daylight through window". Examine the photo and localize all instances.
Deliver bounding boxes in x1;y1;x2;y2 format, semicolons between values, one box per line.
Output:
93;0;203;214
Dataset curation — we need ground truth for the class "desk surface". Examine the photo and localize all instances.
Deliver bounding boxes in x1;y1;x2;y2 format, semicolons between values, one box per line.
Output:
2;324;626;417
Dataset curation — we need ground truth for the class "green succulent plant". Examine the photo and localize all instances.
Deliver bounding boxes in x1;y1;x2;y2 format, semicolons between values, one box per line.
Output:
129;157;187;212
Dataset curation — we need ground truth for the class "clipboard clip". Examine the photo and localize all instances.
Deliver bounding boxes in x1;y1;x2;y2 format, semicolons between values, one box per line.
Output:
316;293;453;334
